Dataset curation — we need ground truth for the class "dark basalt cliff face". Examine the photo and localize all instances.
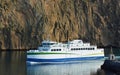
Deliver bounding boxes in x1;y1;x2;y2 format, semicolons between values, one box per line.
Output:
0;0;120;49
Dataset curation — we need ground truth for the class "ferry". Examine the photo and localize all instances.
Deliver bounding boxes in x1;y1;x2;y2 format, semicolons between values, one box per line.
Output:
27;40;104;64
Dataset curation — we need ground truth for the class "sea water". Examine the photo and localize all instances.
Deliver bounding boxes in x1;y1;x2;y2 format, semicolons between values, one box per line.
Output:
27;60;104;75
0;49;119;75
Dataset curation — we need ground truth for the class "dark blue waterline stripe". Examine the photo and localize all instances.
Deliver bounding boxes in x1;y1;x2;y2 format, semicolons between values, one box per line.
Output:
27;56;104;62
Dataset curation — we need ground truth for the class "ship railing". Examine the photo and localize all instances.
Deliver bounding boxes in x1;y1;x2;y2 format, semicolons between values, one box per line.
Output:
97;48;104;52
27;49;39;52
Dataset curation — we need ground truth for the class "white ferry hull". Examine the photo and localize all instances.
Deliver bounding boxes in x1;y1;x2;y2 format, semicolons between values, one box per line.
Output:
27;52;104;63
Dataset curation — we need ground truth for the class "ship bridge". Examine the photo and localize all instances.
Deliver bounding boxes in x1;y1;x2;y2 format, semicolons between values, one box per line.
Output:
69;40;83;44
41;40;57;46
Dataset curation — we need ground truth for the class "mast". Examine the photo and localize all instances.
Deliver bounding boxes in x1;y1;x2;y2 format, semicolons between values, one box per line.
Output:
109;47;115;60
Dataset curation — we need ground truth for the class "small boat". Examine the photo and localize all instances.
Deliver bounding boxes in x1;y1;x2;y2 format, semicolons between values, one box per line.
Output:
27;39;104;64
101;47;120;74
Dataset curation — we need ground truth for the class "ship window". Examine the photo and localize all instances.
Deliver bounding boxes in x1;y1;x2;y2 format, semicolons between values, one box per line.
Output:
71;48;83;50
88;48;90;50
42;43;48;45
57;49;61;51
50;43;54;45
51;49;61;51
87;48;94;50
43;43;54;45
43;49;48;51
42;43;46;45
51;49;54;51
81;48;83;50
71;48;76;51
91;48;94;50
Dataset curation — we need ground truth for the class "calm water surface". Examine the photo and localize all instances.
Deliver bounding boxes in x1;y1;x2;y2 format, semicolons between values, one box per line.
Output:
27;60;104;75
0;51;26;75
0;50;119;75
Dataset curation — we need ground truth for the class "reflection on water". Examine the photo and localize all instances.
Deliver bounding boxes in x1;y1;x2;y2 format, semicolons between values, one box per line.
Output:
27;60;119;75
27;60;104;75
0;51;26;75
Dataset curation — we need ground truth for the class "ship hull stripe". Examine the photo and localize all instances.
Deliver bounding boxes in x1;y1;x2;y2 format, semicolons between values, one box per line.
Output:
27;56;104;62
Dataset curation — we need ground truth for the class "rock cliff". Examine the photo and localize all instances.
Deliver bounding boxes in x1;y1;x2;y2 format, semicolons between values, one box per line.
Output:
0;0;120;49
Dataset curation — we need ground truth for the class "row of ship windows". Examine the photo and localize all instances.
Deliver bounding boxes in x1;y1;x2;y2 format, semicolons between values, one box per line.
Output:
71;48;95;50
42;43;54;45
51;48;95;51
51;49;61;51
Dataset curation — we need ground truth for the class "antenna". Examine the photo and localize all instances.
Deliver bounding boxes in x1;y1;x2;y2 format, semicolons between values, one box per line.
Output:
109;47;115;60
110;47;113;54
